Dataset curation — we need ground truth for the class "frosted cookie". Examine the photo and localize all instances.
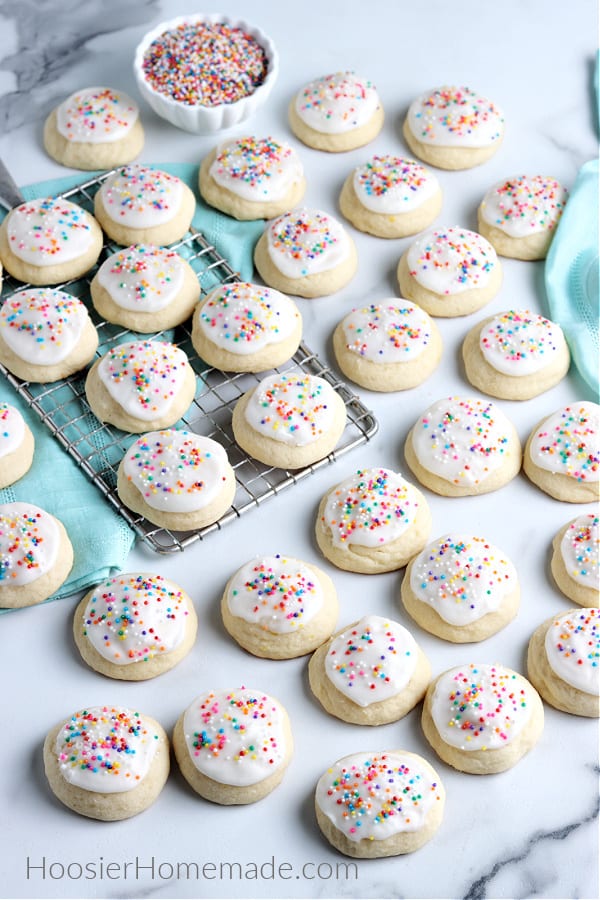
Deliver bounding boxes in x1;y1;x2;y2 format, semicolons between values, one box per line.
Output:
404;396;522;497
333;300;442;392
477;175;569;260
403;85;505;170
315;467;431;575
0;402;34;488
116;429;236;531
43;705;169;820
73;573;198;680
339;155;442;238
85;340;196;433
221;554;338;659
309;614;431;725
94;165;195;246
551;515;599;606
401;534;520;642
397;225;502;317
253;208;358;298
422;663;544;774
232;372;347;470
199;136;306;220
527;608;600;718
90;245;200;333
462;310;570;400
0;197;103;285
523;402;599;503
315;750;445;858
191;282;302;373
43;86;144;171
173;687;293;805
0;288;98;383
289;71;384;152
0;502;73;608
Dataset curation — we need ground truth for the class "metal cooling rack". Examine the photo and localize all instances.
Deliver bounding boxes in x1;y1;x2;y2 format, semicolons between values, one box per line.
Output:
0;169;378;553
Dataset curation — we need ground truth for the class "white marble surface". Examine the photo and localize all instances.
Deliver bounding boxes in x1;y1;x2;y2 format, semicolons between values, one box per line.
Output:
0;1;598;898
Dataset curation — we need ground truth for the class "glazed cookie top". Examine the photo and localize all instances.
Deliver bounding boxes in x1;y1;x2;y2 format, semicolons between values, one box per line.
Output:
324;615;419;707
53;706;161;793
544;608;599;696
182;688;289;786
98;165;184;228
80;573;192;665
316;751;443;842
226;554;324;634
197;283;299;356
122;429;232;514
0;502;60;588
266;208;351;278
406;85;504;148
6;197;98;266
412;396;516;487
409;534;518;626
406;226;498;295
559;515;599;589
209;136;304;202
340;301;435;364
352;155;440;214
243;373;341;447
479;175;568;238
479;310;567;376
430;663;534;751
294;71;381;134
528;402;599;483
0;402;25;457
96;246;186;313
55;87;139;144
0;288;92;366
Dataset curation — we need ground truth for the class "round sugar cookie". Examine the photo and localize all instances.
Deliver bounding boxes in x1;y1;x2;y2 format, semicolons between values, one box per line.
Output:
422;662;544;774
477;175;569;260
199;136;306;220
85;339;196;433
232;372;347;470
43;86;144;171
90;245;200;332
315;467;431;575
404;396;522;497
339;154;442;238
0;197;103;285
221;553;338;659
0;501;73;608
551;514;599;607
397;225;502;317
523;402;599;503
289;71;384;152
43;705;169;820
527;608;600;718
0;402;34;487
191;282;302;373
116;429;236;531
254;208;358;298
309;614;431;725
403;85;505;170
333;300;442;391
94;165;195;246
315;750;445;858
173;687;293;805
401;534;520;642
462;309;570;400
73;572;198;680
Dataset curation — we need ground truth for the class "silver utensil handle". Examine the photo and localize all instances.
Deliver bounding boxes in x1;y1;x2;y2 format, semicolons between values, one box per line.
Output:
0;157;25;210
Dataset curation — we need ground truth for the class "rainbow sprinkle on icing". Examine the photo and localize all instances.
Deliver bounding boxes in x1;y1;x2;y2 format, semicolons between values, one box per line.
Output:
408;85;504;146
545;608;599;696
480;175;568;237
529;402;599;482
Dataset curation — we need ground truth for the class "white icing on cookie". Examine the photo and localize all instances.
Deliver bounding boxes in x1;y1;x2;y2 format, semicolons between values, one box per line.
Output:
266;208;350;278
0;502;60;587
197;283;298;356
98;165;183;228
0;288;90;366
353;155;440;214
54;706;160;793
209;136;304;202
407;85;504;148
6;198;97;266
479;175;568;238
560;515;599;590
122;429;231;514
545;608;600;696
341;302;433;364
182;688;289;787
295;72;381;134
96;245;185;313
479;310;567;376
410;534;517;626
0;402;25;457
56;87;139;144
244;373;338;447
226;554;323;633
528;402;599;482
406;226;498;295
